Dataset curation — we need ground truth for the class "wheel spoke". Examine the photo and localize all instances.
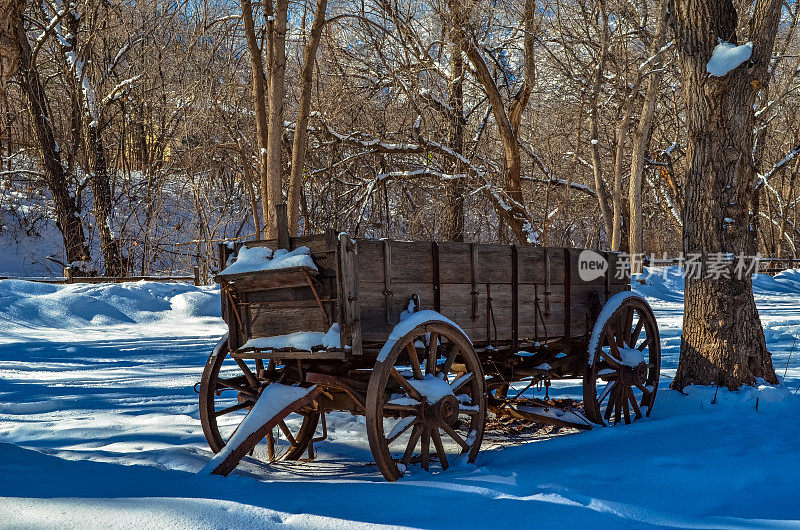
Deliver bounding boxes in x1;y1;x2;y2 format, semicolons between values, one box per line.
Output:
597;380;615;405
216;377;257;396
278;420;297;447
627;386;643;419
420;428;431;471
401;424;423;465
630;317;645;346
450;372;474;393
213;400;253;417
623;307;634;345
604;386;617;421
382;403;420;414
603;329;624;367
634;382;653;404
426;333;439;375
622;387;631;424
431;429;448;471
638;334;653;351
440;344;459;379
441;424;470;452
405;343;423;380
386;417;418;444
234;358;260;390
390;367;424;401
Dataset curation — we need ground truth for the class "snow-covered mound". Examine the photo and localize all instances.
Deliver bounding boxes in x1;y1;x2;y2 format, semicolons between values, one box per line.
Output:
0;279;220;329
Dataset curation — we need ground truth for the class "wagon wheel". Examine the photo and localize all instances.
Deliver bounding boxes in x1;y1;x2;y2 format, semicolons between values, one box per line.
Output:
199;334;320;461
366;321;487;481
583;293;661;426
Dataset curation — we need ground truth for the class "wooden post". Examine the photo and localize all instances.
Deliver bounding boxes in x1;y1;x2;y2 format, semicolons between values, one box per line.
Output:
383;239;393;324
338;233;362;356
275;203;290;250
193;265;201;286
63;266;73;284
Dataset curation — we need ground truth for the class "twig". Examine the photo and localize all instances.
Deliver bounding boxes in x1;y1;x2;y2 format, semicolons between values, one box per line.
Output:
784;337;797;379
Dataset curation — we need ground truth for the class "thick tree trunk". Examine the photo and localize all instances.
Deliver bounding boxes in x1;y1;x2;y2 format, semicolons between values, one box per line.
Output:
287;0;327;236
628;2;669;272
671;0;781;390
265;0;289;238
240;0;269;237
14;9;90;267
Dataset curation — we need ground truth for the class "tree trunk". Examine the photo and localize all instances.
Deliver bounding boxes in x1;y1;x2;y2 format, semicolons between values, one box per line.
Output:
240;0;270;237
0;0;22;94
628;2;669;272
287;0;327;236
62;12;125;276
87;126;125;275
671;0;780;390
265;0;289;238
453;0;534;244
442;31;465;242
14;8;90;267
588;1;614;245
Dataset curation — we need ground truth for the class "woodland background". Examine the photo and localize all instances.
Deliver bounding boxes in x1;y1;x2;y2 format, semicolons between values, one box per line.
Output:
1;0;799;278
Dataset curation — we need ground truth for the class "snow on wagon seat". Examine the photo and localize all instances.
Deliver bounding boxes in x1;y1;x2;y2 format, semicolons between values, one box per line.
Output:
217;245;319;277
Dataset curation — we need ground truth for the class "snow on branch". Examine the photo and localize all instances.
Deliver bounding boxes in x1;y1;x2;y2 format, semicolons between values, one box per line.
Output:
102;75;143;105
707;41;753;77
756;143;800;200
639;40;675;71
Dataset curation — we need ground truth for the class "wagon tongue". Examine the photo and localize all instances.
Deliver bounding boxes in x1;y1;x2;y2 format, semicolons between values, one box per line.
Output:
200;383;321;476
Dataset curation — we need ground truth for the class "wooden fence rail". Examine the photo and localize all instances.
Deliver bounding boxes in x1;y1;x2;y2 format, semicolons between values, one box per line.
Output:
0;266;202;285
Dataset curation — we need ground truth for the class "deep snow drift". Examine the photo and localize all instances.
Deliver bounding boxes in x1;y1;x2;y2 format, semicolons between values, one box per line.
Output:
2;270;800;528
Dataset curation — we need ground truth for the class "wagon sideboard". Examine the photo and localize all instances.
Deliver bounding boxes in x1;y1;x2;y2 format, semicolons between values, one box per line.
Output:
216;233;630;357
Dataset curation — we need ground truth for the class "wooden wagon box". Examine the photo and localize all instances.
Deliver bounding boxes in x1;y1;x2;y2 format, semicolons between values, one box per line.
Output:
216;232;630;359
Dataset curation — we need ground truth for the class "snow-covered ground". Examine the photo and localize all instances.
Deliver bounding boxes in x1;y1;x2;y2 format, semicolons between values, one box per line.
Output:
2;269;800;528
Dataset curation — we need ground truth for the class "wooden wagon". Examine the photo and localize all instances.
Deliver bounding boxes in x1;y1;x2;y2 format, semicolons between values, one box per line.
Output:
199;219;661;481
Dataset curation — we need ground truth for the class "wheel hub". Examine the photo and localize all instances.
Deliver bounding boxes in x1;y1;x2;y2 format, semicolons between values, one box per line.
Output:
424;394;460;426
619;362;647;387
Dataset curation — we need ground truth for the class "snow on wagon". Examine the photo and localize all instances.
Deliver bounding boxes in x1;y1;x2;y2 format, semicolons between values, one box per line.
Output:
198;217;661;481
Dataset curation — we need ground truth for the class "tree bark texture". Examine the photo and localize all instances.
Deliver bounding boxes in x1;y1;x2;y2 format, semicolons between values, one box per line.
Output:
671;0;781;390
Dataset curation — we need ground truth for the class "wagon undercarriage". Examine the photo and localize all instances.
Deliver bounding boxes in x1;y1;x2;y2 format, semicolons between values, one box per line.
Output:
199;219;661;481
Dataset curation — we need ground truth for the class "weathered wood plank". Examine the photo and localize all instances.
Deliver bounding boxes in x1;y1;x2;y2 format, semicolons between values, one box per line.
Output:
249;306;328;337
219;267;317;292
